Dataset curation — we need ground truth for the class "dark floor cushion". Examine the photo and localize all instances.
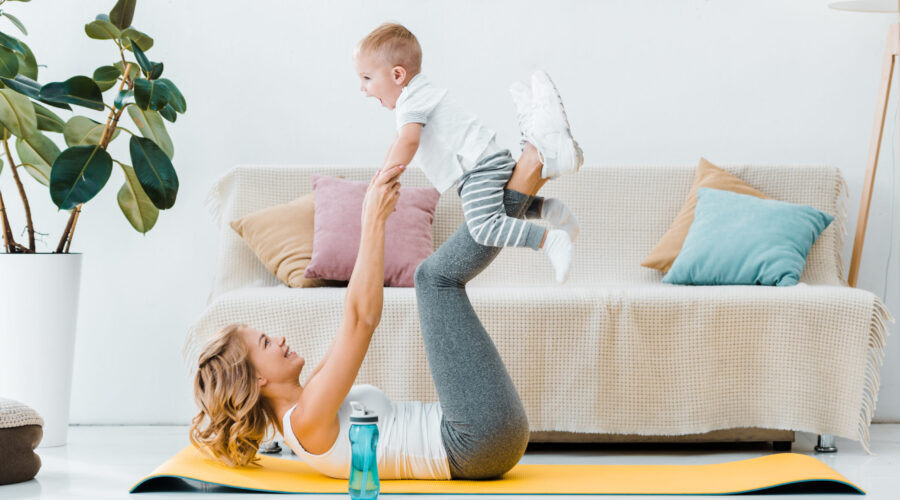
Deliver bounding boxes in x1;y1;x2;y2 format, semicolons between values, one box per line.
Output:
0;398;43;485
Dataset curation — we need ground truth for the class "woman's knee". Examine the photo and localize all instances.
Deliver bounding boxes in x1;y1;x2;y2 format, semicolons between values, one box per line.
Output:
452;432;529;479
450;413;530;479
414;254;444;290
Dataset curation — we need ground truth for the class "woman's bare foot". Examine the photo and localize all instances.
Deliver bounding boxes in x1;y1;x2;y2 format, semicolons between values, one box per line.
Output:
506;142;548;196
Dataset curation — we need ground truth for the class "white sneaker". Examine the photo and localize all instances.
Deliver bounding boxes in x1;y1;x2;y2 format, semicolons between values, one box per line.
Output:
530;70;583;179
510;70;584;178
509;80;532;152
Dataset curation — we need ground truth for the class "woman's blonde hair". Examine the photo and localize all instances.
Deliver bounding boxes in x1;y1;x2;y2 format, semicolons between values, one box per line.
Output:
355;22;422;77
189;323;281;467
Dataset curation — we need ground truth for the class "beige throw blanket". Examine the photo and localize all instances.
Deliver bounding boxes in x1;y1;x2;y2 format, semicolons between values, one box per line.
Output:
192;164;892;454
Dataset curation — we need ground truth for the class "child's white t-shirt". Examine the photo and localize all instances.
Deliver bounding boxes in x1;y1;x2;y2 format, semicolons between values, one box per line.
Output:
395;73;498;193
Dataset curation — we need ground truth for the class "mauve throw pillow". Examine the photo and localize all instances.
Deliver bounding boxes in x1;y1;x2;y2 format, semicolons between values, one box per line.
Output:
304;174;440;287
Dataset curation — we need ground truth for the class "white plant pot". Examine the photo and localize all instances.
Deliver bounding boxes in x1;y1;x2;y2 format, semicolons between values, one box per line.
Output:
0;253;82;447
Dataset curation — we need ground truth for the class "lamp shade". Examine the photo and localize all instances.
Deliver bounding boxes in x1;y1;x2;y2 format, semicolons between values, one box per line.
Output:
829;1;899;12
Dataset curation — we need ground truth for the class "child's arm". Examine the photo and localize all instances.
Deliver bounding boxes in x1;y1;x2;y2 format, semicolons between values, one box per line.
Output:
381;123;422;175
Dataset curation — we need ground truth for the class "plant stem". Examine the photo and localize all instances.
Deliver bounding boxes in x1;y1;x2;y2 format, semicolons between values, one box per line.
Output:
99;63;133;148
0;187;15;253
57;62;135;254
3;131;34;252
64;206;81;254
55;207;75;253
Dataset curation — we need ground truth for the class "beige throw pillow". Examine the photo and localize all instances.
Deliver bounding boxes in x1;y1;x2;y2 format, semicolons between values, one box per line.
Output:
230;192;340;288
641;157;772;273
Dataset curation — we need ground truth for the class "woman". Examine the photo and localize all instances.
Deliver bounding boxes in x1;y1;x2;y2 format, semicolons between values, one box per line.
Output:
191;143;553;480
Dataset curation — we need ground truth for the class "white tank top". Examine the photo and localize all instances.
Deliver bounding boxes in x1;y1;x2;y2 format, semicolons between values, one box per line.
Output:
281;384;451;480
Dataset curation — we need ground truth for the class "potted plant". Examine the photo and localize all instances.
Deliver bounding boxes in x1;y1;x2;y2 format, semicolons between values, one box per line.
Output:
0;0;185;446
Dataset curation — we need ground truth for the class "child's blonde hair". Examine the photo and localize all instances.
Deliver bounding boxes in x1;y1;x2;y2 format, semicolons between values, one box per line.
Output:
355;22;422;78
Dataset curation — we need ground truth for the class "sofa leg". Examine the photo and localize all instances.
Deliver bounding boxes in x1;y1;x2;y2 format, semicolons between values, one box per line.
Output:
815;434;838;453
772;440;792;452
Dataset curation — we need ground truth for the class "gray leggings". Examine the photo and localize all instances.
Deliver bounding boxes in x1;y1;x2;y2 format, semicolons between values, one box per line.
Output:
414;189;537;480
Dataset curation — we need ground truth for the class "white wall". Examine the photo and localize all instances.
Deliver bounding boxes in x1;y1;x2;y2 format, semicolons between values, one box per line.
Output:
1;0;897;424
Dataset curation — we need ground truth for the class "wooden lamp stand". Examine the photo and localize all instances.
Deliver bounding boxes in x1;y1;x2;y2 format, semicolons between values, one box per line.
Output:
848;22;900;287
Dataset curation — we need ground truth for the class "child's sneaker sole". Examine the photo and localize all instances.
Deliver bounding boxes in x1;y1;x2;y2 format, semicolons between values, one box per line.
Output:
532;70;584;178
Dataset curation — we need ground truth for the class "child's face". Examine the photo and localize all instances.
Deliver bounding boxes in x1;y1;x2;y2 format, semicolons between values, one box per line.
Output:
354;52;406;110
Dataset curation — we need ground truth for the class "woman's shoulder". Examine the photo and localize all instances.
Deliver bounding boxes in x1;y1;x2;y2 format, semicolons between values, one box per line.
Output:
288;400;341;456
289;386;382;440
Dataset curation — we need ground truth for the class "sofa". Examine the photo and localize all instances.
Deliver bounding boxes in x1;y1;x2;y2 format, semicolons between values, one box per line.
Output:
192;163;891;454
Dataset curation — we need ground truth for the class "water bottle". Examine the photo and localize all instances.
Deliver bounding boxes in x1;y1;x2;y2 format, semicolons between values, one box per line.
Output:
348;401;379;500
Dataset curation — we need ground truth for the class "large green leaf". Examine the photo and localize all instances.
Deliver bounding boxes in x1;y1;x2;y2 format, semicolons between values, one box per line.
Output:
0;75;70;110
93;65;121;92
63;116;120;147
157;78;185;113
129;135;177;209
133;78;168;111
127;106;173;159
84;19;121;40
0;45;18;78
21;162;49;185
15;132;59;186
117;163;158;233
158;103;176;123
130;40;152;75
113;60;139;80
2;12;27;36
33;102;65;133
0;31;24;55
14;39;36;80
0;87;35;138
40;76;105;111
50;145;113;210
121;28;153;52
110;0;136;31
148;61;163;80
0;74;38;97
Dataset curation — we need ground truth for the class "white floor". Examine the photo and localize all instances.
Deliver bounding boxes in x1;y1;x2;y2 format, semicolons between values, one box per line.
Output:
2;424;899;499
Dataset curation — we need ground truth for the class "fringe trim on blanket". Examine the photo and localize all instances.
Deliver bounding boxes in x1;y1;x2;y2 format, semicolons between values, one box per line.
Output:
204;183;224;228
834;171;850;284
182;323;201;375
203;167;237;228
858;297;893;455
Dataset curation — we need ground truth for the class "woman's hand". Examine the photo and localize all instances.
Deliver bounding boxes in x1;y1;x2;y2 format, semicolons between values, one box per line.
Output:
362;164;405;225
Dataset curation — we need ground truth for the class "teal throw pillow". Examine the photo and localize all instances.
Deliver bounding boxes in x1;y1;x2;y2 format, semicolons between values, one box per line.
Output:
662;188;833;286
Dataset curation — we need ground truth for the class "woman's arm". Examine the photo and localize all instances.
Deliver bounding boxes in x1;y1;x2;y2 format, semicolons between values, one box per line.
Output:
293;164;404;433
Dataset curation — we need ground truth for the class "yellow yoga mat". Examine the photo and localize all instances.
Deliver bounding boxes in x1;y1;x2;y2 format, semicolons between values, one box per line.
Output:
130;445;865;495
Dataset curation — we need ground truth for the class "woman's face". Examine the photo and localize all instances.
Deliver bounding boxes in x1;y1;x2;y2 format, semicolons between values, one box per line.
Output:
241;326;305;386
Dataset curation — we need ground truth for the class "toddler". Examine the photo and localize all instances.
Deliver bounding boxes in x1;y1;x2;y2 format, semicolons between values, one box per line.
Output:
354;23;583;283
